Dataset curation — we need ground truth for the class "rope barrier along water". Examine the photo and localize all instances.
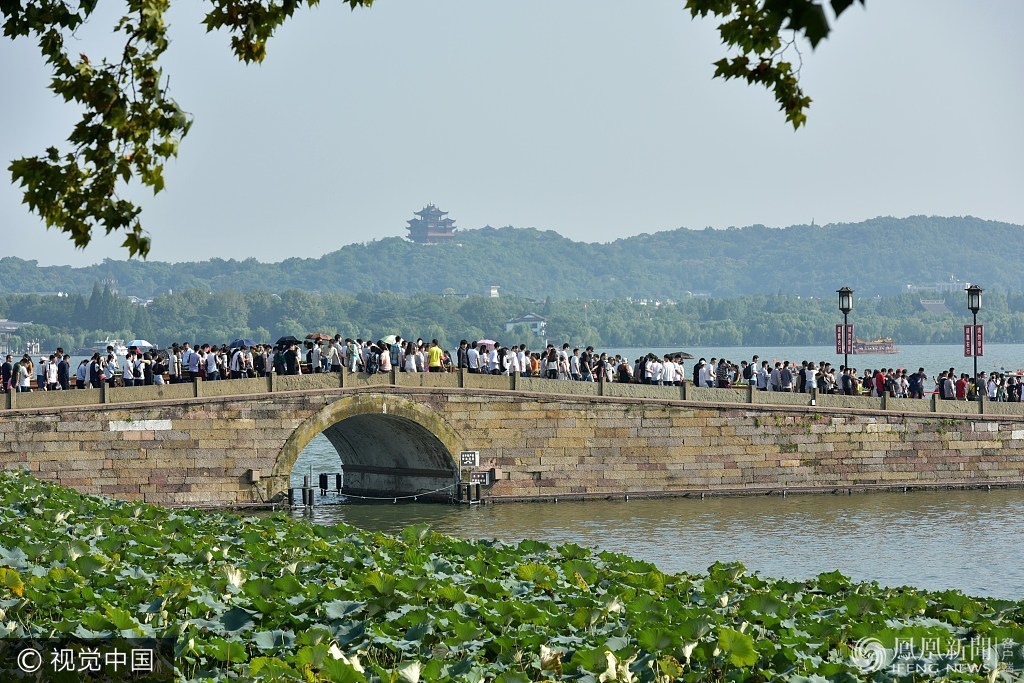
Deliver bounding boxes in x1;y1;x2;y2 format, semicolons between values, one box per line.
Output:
316;482;460;503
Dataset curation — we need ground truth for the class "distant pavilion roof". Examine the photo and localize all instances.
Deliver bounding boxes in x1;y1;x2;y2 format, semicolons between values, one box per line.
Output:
919;299;952;315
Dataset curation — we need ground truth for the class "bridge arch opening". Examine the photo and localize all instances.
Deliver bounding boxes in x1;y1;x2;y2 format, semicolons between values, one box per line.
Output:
272;394;463;502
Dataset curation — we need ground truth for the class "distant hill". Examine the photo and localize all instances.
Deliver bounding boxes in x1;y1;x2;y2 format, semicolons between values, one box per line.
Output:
2;215;1020;298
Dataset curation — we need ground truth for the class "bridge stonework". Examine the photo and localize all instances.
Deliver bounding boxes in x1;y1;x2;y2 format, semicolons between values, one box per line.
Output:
2;372;1024;505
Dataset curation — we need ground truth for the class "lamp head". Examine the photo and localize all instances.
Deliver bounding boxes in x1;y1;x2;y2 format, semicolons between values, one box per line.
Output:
967;284;983;314
837;286;854;315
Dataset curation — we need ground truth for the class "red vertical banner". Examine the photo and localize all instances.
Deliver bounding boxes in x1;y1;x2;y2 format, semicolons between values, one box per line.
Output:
974;324;984;357
964;325;973;357
844;325;854;354
835;325;843;354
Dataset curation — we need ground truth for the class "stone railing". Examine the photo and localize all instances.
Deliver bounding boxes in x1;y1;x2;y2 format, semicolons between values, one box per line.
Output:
3;371;1021;417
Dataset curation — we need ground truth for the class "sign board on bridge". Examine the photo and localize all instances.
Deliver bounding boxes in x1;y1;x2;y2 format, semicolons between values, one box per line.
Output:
470;470;493;486
460;450;480;468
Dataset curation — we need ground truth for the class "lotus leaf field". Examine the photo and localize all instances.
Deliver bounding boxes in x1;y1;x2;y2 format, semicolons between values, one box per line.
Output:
1;470;1023;682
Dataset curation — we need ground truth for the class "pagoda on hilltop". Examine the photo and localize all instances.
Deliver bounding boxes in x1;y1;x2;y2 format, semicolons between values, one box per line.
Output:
406;204;457;244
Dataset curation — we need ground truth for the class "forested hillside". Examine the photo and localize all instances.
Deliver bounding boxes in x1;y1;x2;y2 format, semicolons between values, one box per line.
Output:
2;215;1019;298
6;287;1024;355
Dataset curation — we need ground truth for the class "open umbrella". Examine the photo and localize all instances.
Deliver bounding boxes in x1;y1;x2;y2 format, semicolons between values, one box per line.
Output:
381;334;398;345
306;333;332;341
126;339;153;348
230;338;258;349
666;351;695;359
476;339;497;349
276;335;301;347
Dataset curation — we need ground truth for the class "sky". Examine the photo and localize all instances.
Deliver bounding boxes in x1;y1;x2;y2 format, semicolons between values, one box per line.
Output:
0;1;1022;267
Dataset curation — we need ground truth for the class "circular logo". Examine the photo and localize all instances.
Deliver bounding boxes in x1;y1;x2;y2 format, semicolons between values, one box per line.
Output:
851;637;890;673
16;648;43;673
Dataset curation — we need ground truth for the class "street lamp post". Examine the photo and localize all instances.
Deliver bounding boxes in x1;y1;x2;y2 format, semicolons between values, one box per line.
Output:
838;287;854;369
967;284;983;386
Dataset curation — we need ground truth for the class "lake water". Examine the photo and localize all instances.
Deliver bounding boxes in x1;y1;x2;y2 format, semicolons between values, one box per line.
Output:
286;343;1024;600
291;435;1024;600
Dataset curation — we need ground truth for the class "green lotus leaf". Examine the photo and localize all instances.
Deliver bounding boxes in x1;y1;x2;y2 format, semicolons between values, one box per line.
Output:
363;571;397;596
324;600;366;620
273;574;305;595
333;620;367;646
400;524;432;547
494;672;531;683
249;656;299;678
718;627;758;667
815;571;851;595
0;568;25;597
320;656;368;683
515;562;557;587
204;635;248;662
219;605;257;633
253;628;296;650
637;627;676;651
742;593;787;617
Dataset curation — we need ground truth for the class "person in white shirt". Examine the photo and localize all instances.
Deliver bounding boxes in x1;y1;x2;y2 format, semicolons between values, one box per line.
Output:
205;348;220;380
804;363;817;393
325;342;341;372
663;358;678;386
698;360;712;388
122;353;136;387
505;349;520;375
466;344;480;373
487;346;498;374
517;346;529;378
310;343;322;373
403;342;418;372
569;350;581;381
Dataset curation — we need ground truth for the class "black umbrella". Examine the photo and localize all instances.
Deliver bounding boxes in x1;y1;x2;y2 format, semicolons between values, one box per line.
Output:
666;351;695;359
230;338;259;349
275;335;301;346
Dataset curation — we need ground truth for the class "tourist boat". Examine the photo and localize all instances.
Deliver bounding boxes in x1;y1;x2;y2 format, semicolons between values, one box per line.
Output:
851;337;898;354
73;339;128;357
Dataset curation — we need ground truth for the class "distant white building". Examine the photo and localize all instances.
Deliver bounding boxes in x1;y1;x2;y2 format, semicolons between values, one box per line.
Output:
488;285;500;298
504;313;547;337
0;319;29;356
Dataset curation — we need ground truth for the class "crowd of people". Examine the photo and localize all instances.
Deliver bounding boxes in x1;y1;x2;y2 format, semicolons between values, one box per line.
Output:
2;336;1022;402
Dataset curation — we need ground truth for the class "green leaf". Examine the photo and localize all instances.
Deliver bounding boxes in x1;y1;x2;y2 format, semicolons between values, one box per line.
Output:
0;568;24;597
219;605;256;634
320;657;367;683
718;627;758;667
252;629;296;650
325;600;365;620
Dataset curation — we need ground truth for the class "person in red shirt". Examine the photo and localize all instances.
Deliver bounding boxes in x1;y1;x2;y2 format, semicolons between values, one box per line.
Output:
873;369;886;397
954;373;968;400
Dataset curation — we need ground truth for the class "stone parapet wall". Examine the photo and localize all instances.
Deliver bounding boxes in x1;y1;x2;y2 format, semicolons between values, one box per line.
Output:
5;371;1022;417
3;382;1024;507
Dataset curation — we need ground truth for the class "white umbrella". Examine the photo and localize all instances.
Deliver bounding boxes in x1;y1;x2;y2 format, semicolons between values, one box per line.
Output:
126;339;154;348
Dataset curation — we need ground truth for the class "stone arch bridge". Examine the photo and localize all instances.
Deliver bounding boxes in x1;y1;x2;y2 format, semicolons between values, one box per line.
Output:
3;371;1024;506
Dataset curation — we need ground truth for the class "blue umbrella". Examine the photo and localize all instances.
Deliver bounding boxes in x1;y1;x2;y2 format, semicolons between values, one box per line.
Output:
229;338;259;348
126;339;153;348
